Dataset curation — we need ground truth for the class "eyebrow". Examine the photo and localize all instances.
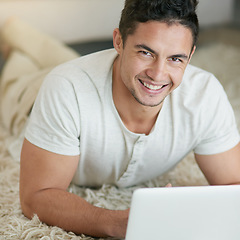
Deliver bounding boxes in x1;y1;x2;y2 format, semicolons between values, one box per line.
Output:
169;54;189;60
135;44;189;60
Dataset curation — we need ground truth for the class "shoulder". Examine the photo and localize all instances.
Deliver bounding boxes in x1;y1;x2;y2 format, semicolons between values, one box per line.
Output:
174;64;226;105
37;49;118;96
169;64;232;125
181;64;223;92
49;48;118;80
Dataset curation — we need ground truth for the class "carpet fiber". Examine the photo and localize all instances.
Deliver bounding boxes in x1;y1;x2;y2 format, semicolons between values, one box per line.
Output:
0;42;239;239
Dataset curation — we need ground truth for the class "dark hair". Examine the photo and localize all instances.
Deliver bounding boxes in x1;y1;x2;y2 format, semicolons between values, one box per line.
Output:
119;0;199;47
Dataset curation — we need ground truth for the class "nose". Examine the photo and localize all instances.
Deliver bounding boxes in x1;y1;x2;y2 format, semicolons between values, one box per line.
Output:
145;59;168;81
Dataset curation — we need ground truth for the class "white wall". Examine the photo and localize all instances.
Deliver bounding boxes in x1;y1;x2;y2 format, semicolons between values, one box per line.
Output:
197;0;234;27
0;0;235;43
0;0;125;43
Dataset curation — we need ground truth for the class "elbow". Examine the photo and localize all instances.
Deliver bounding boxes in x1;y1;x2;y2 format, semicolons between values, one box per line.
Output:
19;183;43;220
20;190;36;220
20;187;53;223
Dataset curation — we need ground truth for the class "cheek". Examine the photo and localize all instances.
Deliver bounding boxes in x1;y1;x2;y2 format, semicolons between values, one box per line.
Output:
170;68;186;86
122;58;144;79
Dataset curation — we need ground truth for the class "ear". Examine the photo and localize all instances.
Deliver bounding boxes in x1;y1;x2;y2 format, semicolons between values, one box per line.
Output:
113;28;123;54
188;45;196;63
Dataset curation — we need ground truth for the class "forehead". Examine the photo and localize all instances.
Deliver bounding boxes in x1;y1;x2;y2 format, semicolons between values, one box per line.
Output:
126;21;194;53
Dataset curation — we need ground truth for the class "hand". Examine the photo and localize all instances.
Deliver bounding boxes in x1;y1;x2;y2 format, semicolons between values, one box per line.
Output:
106;208;130;239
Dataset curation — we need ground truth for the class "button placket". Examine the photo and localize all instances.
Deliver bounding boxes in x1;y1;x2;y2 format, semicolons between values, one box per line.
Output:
117;136;146;184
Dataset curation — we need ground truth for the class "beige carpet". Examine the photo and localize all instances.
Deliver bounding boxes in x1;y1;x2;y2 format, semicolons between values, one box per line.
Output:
0;37;240;239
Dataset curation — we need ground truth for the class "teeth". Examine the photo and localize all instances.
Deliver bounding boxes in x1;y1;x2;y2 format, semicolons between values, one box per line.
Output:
143;82;163;90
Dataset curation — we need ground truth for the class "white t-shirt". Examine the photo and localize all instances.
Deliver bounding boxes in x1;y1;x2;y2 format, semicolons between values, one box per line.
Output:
25;49;240;188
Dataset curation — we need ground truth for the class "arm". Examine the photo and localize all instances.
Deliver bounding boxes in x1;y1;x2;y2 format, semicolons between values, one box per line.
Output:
20;138;129;238
195;142;240;185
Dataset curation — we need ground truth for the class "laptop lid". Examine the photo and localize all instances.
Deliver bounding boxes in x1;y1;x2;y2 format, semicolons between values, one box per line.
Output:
125;185;240;240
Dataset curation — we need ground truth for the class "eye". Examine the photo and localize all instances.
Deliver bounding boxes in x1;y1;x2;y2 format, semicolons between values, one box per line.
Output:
139;51;153;57
170;57;182;62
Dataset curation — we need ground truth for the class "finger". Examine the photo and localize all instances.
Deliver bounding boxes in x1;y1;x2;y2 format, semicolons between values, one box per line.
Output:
165;183;172;187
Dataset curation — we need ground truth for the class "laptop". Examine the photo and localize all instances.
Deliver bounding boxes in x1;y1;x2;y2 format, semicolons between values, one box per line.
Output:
125;185;240;240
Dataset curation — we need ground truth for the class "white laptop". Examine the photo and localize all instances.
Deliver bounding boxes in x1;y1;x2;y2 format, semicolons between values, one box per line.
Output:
125;185;240;240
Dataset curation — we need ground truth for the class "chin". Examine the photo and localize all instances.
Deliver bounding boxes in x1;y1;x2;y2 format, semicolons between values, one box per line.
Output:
135;97;164;108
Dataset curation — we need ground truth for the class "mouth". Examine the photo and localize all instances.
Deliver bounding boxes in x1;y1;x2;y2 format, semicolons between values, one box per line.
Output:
139;79;168;91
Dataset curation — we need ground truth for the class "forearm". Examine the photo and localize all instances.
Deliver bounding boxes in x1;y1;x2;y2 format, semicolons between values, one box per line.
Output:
21;188;129;238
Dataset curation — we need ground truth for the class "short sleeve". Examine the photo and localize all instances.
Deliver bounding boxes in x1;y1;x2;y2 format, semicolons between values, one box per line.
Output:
25;73;81;156
194;75;239;155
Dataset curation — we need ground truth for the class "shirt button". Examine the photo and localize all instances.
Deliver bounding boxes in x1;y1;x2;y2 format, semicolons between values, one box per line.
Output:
131;159;137;164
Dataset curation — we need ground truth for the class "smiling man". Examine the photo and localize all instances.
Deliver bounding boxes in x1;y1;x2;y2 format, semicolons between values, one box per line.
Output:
112;21;194;134
20;0;240;239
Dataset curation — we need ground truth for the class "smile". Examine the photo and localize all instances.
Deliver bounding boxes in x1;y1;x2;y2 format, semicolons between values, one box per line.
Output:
139;80;168;91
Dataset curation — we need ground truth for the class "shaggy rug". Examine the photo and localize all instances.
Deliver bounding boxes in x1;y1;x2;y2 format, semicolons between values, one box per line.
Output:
0;42;239;239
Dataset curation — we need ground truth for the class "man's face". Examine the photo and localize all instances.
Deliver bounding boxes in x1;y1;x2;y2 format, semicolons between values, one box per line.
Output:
113;21;195;108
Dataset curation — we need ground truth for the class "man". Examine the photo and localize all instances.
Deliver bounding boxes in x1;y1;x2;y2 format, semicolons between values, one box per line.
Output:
20;0;240;238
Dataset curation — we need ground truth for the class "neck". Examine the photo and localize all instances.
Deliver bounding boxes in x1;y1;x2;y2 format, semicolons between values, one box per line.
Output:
112;57;162;135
